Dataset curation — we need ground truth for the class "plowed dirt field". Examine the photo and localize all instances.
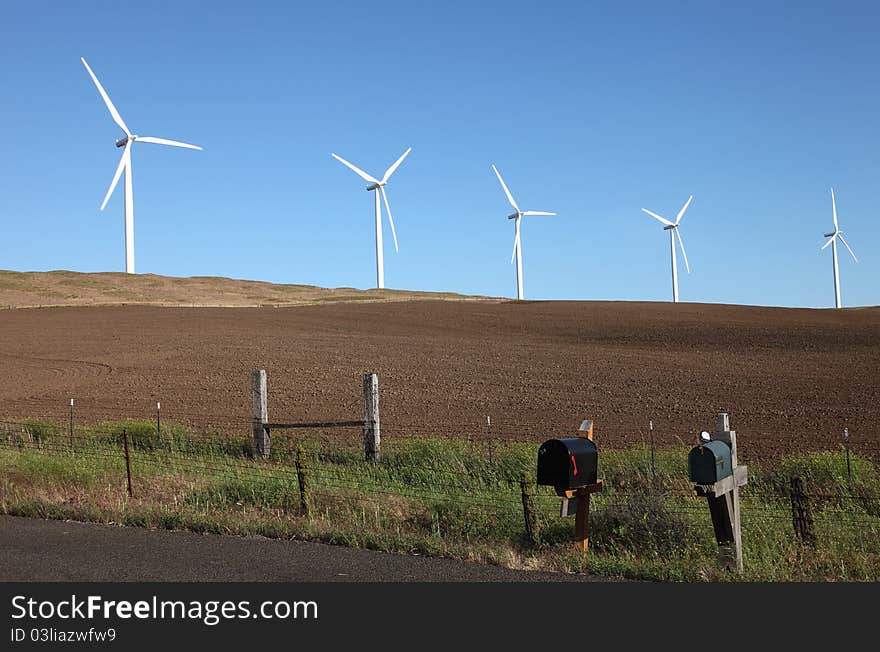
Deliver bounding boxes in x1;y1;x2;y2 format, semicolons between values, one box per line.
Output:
1;301;878;461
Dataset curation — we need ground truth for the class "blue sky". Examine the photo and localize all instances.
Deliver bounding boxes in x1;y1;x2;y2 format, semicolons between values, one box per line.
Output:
1;1;878;307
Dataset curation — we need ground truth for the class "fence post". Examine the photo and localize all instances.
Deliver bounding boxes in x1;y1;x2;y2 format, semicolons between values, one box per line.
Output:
252;369;270;459
520;473;539;546
790;476;815;546
295;447;312;517
649;417;656;484
363;372;380;463
123;428;134;498
487;415;494;465
844;427;851;486
69;398;74;450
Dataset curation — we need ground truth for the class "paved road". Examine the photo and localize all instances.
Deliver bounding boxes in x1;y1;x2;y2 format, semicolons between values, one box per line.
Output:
0;516;612;582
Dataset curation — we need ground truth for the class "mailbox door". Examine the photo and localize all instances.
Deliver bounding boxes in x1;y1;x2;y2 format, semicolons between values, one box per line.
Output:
537;438;598;489
537;439;570;487
566;438;598;486
688;441;731;483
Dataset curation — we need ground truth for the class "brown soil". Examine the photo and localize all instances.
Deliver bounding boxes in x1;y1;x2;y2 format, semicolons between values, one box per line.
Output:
1;298;878;462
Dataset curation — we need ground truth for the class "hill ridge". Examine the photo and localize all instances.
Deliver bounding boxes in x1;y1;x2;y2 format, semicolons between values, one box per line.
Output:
0;270;503;308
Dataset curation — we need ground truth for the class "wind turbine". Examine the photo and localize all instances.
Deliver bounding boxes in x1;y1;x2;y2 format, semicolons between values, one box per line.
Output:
81;57;202;274
640;196;693;303
821;188;859;309
331;148;411;289
491;165;556;301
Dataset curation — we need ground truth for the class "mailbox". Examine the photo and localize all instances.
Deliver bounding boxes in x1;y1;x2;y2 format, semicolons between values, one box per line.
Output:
688;440;733;484
537;437;598;489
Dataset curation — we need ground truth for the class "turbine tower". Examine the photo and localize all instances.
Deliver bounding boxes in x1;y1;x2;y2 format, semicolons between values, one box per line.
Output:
821;188;859;309
81;57;202;274
640;196;693;303
331;148;411;289
491;165;556;301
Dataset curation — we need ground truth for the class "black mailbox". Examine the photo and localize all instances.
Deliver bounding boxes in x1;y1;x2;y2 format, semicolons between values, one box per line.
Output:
537;437;598;489
688;440;733;484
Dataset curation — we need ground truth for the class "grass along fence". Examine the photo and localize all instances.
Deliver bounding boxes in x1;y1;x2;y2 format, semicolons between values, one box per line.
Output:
1;417;879;581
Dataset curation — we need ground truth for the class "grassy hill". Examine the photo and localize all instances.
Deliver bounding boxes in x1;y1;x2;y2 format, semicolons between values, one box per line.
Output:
0;270;503;308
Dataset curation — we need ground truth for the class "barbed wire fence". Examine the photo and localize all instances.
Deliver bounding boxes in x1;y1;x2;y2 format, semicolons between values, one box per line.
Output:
1;375;878;578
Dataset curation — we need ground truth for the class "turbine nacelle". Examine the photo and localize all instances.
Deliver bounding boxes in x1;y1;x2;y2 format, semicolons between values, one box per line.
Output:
115;136;130;148
663;224;677;231
824;231;837;238
366;182;385;192
507;213;520;220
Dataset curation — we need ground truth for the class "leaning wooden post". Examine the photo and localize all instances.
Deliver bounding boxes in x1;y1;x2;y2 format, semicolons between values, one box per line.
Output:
519;472;539;546
122;428;134;498
790;476;815;546
252;369;270;459
718;413;744;573
363;372;380;463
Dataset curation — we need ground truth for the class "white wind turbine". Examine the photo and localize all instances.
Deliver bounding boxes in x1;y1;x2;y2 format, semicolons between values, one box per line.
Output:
491;165;556;301
821;188;859;309
81;57;202;274
331;148;411;289
640;196;694;303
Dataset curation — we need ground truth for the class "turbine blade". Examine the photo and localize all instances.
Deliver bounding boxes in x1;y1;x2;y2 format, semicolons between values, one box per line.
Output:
522;211;556;216
675;228;691;274
331;153;380;184
100;142;130;211
641;208;673;226
838;233;859;262
80;57;130;136
492;164;520;212
136;136;203;150
381;147;411;184
831;188;838;229
821;236;835;251
380;186;399;253
675;195;693;225
510;229;520;264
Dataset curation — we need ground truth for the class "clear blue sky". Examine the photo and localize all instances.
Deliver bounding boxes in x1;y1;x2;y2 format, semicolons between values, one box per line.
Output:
1;1;878;307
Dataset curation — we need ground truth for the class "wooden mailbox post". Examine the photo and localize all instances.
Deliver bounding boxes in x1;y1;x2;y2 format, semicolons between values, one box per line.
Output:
556;419;604;554
691;412;748;573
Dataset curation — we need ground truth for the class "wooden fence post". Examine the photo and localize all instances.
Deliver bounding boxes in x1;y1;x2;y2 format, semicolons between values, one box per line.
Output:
123;428;134;498
790;476;815;546
363;372;380;463
520;473;539;546
252;369;270;459
295;447;312;517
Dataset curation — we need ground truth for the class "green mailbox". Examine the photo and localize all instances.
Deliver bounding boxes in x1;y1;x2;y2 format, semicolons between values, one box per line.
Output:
688;440;733;484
